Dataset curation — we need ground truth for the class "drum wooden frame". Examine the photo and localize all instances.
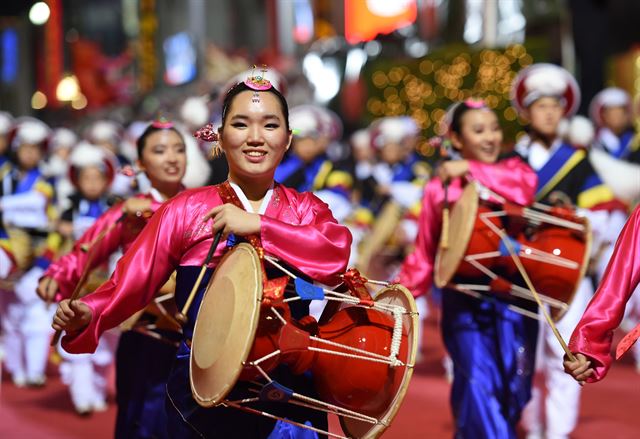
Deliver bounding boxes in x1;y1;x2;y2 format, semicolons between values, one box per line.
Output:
434;182;591;321
189;243;419;438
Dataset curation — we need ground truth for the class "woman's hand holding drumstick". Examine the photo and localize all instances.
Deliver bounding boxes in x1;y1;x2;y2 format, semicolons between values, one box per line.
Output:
175;203;260;324
37;276;59;303
202;203;261;237
52;299;92;334
563;353;594;384
437;160;469;182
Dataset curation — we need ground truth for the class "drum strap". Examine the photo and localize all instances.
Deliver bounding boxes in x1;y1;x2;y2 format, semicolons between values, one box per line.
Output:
217;181;263;249
217;181;288;302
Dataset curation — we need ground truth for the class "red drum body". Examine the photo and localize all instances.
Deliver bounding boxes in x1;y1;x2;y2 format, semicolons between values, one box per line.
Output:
306;306;406;415
435;182;591;320
522;224;589;311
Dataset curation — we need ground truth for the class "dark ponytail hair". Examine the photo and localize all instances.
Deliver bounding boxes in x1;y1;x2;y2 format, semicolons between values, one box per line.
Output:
136;124;184;159
220;82;290;132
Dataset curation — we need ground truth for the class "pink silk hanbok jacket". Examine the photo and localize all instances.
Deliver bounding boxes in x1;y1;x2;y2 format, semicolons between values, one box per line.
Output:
398;156;538;297
568;205;640;382
61;183;352;354
44;192;167;300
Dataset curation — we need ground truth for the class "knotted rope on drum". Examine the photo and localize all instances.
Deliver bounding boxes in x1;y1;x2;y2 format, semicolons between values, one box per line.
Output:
264;255;408;366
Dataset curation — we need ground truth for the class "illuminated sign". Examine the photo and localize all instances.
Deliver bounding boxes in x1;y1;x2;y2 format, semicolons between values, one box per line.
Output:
345;0;417;44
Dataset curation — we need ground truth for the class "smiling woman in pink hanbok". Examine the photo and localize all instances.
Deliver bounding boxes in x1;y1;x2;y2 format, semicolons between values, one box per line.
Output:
398;100;539;439
52;73;352;438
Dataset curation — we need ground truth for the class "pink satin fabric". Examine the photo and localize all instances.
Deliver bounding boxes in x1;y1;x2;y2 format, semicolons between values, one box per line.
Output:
62;183;352;354
568;205;640;382
398;156;538;297
44;193;165;300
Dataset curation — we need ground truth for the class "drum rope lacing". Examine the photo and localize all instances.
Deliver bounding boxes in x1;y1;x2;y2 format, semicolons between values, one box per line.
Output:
265;255;408;366
480;215;578;362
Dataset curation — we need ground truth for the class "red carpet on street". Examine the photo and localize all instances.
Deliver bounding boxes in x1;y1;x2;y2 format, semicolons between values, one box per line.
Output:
2;307;639;438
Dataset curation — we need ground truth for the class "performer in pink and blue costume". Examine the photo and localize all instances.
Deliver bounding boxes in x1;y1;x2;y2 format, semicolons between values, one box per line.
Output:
53;75;352;438
399;100;539;439
40;121;188;438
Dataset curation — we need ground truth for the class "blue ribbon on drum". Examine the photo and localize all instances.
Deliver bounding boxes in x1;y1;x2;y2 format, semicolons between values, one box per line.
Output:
499;235;522;257
294;278;325;301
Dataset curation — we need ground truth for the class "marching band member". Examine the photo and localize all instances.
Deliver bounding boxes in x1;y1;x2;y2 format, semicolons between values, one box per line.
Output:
587;87;640;371
275;104;353;222
43;127;79;211
355;116;429;279
398;98;539;439
38;120;188;437
87;120;136;198
589;87;640;164
53;142;118;414
511;63;616;439
0;112;15;277
564;205;640;382
52;72;351;438
0;111;13;170
0;118;56;387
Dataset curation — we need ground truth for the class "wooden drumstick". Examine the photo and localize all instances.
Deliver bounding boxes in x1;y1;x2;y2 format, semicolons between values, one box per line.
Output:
80;212;150;253
175;229;223;324
496;228;577;363
80;213;126;252
439;181;450;250
51;242;99;346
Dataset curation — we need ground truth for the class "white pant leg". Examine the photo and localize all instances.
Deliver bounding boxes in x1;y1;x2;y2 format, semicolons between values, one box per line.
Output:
521;384;545;438
521;316;546;437
24;330;51;381
542;278;593;439
67;357;97;410
21;299;55;381
0;292;26;382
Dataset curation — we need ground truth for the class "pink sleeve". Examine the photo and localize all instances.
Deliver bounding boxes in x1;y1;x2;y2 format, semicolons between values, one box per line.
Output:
260;193;352;286
468;155;538;205
44;204;126;299
61;196;188;354
568;206;640;382
397;180;442;297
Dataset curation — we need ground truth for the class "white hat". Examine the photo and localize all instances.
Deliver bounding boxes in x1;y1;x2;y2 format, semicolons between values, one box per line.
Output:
511;63;580;117
0;111;13;135
290;105;342;141
589;87;631;127
68;142;117;187
50;128;78;150
13;117;50;148
180;96;210;128
88;120;121;144
370;116;419;149
350;129;371;150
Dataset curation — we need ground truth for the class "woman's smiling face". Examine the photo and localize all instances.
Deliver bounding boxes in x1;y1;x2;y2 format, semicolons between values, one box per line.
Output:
219;90;292;181
137;129;187;188
451;109;503;163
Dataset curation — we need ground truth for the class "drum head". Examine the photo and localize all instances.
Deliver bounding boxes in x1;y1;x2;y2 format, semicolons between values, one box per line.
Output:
340;284;418;439
190;243;262;407
434;182;479;288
